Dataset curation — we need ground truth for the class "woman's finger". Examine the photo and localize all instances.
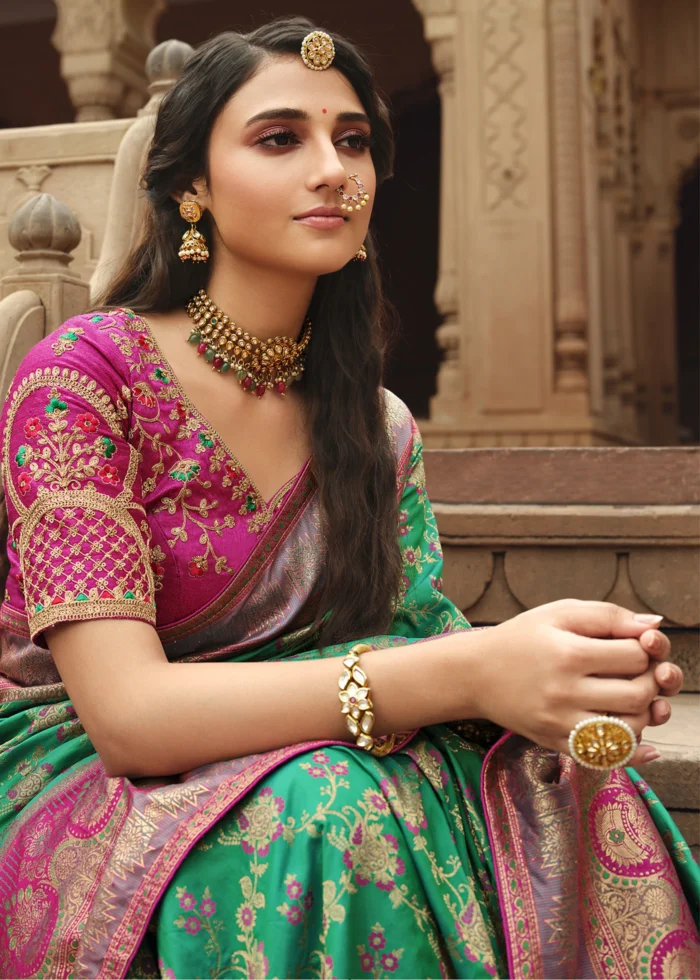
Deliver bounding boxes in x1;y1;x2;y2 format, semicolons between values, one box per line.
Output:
577;672;660;715
573;636;649;676
648;698;672;727
639;628;671;662
654;661;684;697
629;743;662;766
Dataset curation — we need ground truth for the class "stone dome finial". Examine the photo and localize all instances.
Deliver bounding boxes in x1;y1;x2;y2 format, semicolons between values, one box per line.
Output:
146;39;194;89
9;193;81;265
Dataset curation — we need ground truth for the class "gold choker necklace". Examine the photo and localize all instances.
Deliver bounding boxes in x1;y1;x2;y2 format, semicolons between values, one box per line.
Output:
185;290;312;397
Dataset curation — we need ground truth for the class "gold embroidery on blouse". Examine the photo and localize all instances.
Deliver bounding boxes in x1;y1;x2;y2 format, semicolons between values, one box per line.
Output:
20;487;155;637
51;326;85;356
104;311;298;586
2;366;129;517
3;366;155;636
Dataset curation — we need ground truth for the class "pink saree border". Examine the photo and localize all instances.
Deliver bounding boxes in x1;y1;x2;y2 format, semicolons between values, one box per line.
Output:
0;726;417;978
481;735;700;980
481;731;539;979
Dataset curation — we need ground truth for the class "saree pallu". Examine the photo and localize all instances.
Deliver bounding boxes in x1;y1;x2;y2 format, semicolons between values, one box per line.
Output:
0;311;698;978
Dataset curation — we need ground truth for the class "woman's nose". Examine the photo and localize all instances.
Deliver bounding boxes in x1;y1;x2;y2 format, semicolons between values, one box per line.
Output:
307;143;348;193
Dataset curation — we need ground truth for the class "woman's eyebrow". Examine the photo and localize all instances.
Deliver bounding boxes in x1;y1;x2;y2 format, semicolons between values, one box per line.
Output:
244;107;371;126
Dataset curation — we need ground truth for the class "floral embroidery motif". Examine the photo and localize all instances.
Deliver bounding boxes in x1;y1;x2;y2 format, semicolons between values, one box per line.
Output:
98;464;120;486
357;922;404;975
75;412;99;434
51;327;84;356
150;544;167;591
169;460;201;483
23;417;42;438
101;310;303;585
13;388;120;494
133;382;157;408
13;468;29;497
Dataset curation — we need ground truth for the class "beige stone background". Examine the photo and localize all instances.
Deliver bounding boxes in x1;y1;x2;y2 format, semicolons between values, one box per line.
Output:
0;0;698;854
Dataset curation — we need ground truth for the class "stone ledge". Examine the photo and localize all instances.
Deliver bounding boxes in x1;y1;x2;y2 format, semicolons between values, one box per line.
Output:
644;694;700;812
424;447;700;505
667;630;699;693
425;448;700;630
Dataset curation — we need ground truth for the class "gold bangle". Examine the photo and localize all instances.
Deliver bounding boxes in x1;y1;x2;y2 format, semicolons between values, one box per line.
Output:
338;643;397;757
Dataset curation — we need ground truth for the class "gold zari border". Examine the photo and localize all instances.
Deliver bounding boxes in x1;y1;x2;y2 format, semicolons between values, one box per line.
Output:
30;597;156;638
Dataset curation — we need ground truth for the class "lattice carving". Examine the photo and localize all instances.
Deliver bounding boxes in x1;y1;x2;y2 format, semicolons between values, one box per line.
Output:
480;0;529;210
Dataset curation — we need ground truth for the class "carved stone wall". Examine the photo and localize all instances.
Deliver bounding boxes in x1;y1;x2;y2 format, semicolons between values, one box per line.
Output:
413;0;698;448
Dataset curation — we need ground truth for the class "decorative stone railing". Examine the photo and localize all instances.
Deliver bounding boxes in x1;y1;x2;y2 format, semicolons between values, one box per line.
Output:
0;193;88;403
0;39;193;291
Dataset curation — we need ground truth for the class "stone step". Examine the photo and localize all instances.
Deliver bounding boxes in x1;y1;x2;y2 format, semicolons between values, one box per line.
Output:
644;692;700;861
668;629;699;692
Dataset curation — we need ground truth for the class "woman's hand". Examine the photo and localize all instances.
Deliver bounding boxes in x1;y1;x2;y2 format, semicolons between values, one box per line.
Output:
474;599;683;767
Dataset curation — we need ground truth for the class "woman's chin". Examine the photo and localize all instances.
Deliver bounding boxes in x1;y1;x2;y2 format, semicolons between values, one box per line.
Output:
294;250;362;276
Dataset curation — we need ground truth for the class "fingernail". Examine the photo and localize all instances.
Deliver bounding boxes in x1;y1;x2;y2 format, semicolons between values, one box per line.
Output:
657;700;670;718
634;614;663;625
660;666;673;684
641;748;661;763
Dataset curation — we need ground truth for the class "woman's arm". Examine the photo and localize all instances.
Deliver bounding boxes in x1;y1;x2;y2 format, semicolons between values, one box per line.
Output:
48;618;484;779
49;599;682;779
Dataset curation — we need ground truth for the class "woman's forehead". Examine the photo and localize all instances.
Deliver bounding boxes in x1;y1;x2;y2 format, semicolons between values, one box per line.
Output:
223;57;364;122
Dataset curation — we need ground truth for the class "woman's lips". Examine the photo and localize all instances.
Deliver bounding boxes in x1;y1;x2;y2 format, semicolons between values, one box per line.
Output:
293;215;346;229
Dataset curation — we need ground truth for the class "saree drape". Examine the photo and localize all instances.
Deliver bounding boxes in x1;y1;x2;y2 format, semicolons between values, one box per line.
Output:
0;310;697;979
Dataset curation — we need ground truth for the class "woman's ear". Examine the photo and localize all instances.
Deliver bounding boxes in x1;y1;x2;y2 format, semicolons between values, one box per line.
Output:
172;178;209;209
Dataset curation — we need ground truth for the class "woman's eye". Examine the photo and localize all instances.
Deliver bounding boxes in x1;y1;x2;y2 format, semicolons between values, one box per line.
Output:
340;132;374;151
257;129;300;148
255;129;374;151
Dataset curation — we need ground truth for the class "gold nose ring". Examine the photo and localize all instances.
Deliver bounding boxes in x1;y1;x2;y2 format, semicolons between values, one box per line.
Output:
336;173;370;214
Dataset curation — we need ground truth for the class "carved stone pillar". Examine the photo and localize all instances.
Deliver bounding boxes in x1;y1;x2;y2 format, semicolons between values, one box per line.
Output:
548;0;589;398
414;3;464;425
52;0;166;121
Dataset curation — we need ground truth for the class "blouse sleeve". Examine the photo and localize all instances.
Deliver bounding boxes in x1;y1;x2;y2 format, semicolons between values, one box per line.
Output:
1;317;156;646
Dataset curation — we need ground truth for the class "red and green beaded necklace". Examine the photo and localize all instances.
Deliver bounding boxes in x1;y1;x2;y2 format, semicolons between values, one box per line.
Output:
185;289;312;397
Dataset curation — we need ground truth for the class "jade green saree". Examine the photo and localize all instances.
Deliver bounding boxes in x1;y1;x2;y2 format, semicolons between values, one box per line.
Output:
0;310;697;978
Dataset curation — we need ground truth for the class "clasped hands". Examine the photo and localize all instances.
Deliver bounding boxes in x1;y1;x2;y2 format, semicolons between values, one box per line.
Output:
479;600;684;768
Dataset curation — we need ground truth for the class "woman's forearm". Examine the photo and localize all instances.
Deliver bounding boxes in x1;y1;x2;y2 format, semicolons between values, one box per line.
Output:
110;631;487;778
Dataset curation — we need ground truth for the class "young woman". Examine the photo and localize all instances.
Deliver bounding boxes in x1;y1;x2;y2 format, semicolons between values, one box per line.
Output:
0;17;697;980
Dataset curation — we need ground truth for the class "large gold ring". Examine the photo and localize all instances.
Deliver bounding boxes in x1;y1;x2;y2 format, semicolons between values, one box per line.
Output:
568;715;637;770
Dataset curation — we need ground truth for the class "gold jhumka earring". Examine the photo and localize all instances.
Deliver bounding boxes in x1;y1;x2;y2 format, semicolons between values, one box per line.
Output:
178;200;209;263
353;244;367;262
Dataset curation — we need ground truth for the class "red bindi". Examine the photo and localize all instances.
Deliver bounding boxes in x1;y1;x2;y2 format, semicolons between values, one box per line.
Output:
322;108;327;113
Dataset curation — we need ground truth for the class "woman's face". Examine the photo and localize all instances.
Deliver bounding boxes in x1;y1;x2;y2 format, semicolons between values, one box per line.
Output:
194;55;377;275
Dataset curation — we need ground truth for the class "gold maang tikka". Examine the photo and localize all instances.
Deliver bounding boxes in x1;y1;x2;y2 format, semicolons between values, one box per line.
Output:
300;30;336;70
178;200;209;263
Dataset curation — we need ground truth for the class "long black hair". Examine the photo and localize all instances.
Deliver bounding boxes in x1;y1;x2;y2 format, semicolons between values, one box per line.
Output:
97;17;404;649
